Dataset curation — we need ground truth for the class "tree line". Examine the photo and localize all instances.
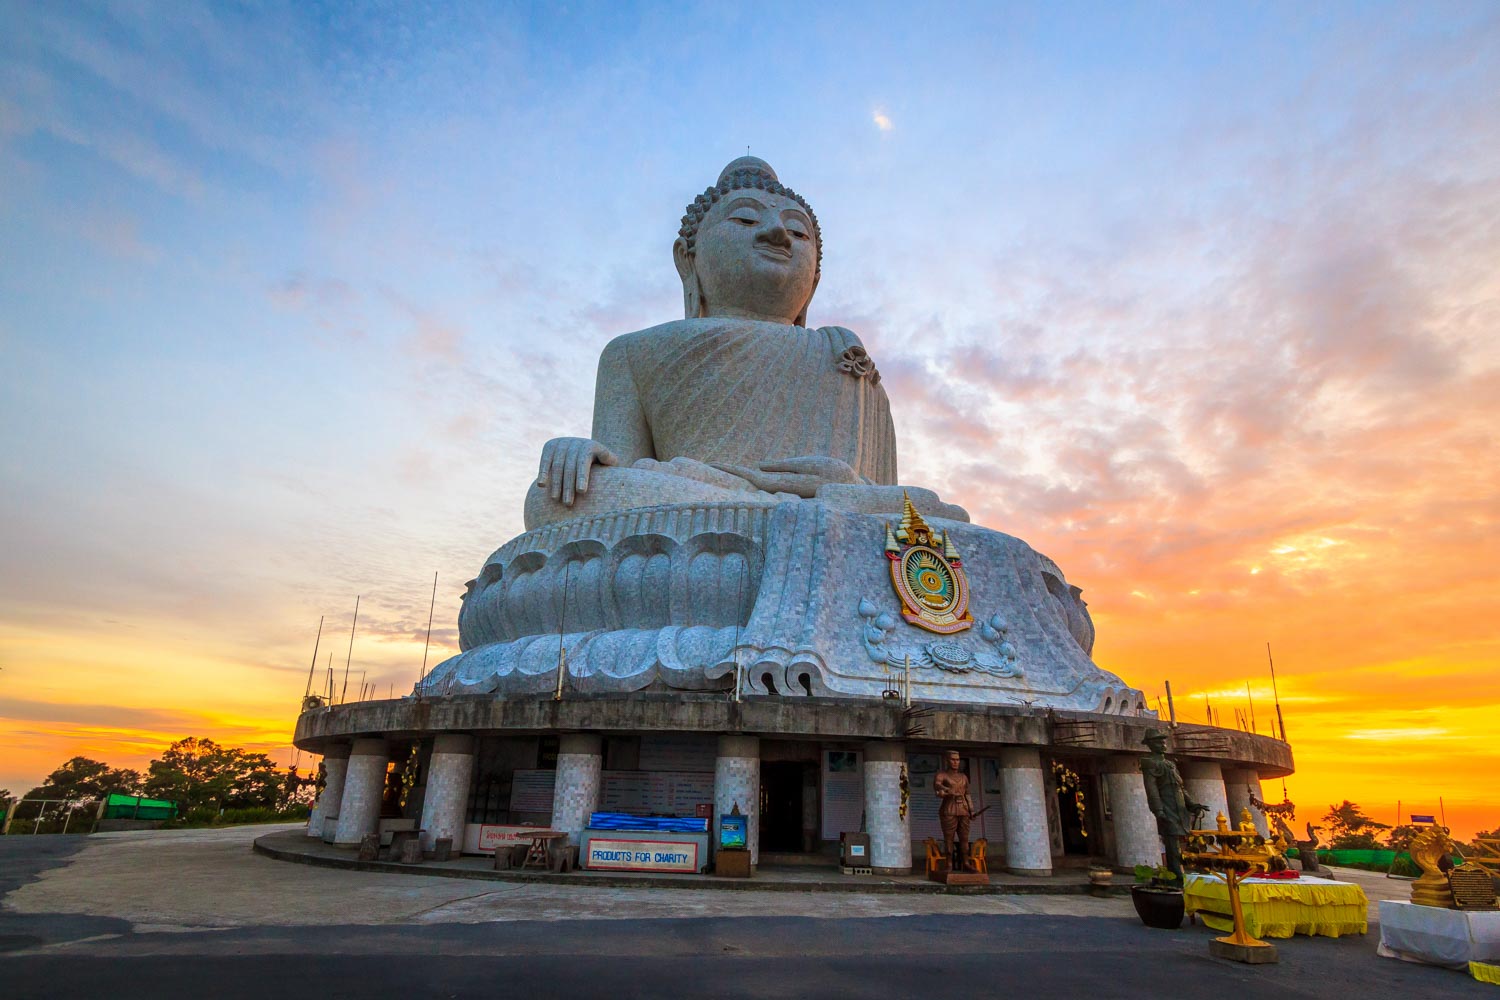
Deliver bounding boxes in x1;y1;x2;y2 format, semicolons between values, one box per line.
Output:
1320;799;1496;854
2;737;321;827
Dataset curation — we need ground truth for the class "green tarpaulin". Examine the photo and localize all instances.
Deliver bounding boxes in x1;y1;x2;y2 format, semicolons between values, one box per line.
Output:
101;793;177;821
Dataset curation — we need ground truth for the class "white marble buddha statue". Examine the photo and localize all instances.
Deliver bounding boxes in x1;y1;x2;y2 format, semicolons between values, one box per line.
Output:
526;157;964;530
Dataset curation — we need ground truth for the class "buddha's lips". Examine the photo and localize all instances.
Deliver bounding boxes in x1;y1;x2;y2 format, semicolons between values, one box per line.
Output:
754;243;793;261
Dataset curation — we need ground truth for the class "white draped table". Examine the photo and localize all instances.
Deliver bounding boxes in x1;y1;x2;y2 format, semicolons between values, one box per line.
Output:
1377;900;1500;970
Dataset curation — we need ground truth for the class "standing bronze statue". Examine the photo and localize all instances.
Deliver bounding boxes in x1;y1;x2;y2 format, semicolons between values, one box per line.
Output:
934;750;975;871
1139;731;1207;883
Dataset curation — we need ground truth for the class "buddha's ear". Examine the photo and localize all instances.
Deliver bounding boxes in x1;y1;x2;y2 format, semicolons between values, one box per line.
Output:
793;269;820;328
673;237;704;318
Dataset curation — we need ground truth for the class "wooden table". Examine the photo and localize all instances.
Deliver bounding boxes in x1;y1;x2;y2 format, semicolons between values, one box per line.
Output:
522;831;568;870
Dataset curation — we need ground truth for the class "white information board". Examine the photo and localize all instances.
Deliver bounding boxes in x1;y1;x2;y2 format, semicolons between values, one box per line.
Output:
600;771;714;817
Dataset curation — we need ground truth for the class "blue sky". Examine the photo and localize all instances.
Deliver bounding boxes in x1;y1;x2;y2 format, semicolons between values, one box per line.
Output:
1;1;1497;834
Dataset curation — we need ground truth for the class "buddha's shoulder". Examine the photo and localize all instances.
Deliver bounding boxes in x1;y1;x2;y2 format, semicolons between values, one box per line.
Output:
606;319;866;358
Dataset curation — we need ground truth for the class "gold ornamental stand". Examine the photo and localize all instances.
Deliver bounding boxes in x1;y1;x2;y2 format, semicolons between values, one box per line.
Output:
1184;810;1281;965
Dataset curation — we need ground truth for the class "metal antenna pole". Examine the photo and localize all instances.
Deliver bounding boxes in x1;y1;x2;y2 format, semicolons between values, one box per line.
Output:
1164;680;1177;727
340;596;360;705
303;616;324;702
1267;642;1288;742
1246;680;1257;735
419;572;437;696
732;560;745;703
553;562;572;702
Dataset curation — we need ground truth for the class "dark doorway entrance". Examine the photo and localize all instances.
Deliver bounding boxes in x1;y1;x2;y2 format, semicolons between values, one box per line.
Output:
760;761;804;853
1052;760;1092;856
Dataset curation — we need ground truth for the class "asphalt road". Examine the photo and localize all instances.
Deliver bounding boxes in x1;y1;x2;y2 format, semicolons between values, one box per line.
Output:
0;832;1488;1000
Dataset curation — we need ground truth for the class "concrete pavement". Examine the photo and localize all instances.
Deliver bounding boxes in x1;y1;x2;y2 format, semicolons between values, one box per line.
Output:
0;824;1487;999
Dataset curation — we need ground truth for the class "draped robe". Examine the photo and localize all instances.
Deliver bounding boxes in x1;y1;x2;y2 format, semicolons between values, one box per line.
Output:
610;319;898;483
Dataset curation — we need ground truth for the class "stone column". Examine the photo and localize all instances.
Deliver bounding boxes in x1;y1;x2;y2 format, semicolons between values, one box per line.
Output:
306;744;350;838
863;741;911;874
714;735;760;866
333;738;389;846
419;734;475;853
998;747;1052;876
1181;761;1230;828
550;734;602;847
1224;768;1270;837
1102;755;1162;868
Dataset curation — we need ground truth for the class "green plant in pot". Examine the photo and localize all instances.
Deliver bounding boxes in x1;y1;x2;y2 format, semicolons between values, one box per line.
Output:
1130;864;1185;929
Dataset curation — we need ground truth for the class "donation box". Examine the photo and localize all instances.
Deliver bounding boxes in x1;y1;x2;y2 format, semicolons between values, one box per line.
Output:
841;832;871;867
720;814;748;850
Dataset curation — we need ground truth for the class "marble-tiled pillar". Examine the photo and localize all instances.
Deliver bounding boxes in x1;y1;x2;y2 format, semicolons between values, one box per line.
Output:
1224;768;1270;837
1103;755;1162;868
999;747;1052;876
1181;761;1230;828
550;734;602;847
714;735;760;866
306;744;349;838
333;738;388;846
419;734;475;853
863;741;911;874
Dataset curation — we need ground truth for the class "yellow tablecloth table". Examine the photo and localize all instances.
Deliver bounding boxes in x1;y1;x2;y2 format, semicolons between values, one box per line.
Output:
1184;873;1369;939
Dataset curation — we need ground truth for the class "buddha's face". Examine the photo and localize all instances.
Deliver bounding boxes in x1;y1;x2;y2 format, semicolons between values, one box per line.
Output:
688;189;818;325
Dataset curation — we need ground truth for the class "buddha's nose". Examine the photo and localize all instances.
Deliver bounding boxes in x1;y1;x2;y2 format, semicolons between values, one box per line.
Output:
758;222;792;248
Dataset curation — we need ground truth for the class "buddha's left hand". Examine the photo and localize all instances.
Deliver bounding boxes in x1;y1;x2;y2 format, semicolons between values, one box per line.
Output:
712;456;859;498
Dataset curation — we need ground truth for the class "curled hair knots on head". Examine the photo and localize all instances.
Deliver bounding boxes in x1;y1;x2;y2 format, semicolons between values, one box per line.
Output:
680;171;822;270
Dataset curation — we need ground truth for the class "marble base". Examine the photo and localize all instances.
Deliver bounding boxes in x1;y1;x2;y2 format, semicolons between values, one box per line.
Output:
422;498;1147;713
1210;940;1279;964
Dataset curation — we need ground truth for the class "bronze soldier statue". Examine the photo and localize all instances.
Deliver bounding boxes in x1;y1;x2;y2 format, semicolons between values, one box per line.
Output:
934;750;975;871
1139;730;1206;882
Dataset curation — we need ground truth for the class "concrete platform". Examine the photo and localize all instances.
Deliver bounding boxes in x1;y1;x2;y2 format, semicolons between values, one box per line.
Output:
253;830;1126;896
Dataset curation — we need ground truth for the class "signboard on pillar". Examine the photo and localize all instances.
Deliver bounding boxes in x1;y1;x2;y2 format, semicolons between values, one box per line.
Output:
820;750;863;840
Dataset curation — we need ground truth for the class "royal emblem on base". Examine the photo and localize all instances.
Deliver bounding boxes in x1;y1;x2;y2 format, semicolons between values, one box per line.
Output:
885;493;972;634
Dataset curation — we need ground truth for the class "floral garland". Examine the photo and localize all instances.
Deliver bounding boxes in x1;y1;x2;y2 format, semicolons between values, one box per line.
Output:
1250;794;1296;820
1051;760;1087;838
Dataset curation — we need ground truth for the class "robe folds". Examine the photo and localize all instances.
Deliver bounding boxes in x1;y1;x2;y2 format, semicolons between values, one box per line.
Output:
612;319;899;484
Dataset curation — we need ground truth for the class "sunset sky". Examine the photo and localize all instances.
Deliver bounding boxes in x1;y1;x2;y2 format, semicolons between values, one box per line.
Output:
1;2;1495;839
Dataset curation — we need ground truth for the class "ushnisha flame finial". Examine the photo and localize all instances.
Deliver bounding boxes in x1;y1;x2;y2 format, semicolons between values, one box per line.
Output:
895;490;940;548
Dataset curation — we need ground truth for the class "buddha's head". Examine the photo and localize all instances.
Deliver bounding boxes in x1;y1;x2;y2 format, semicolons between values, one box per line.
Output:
675;156;822;326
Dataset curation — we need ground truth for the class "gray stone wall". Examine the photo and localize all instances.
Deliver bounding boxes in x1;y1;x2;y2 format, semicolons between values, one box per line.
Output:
713;735;760;866
863;741;911;872
419;734;474;853
333;739;388;846
550;735;603;846
998;748;1052;875
1224;767;1270;837
306;750;348;839
1103;756;1161;868
1182;761;1230;828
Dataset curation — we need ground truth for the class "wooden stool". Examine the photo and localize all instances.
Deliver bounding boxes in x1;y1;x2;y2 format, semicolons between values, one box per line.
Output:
357;833;380;862
550;844;579;873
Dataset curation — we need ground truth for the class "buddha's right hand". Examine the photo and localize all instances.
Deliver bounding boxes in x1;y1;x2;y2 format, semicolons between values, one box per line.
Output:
536;437;619;506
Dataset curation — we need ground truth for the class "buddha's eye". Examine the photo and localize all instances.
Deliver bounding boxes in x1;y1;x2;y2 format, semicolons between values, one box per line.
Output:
729;214;757;226
789;229;810;240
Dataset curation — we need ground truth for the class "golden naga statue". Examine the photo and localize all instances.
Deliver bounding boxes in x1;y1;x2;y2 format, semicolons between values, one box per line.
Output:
1409;825;1458;908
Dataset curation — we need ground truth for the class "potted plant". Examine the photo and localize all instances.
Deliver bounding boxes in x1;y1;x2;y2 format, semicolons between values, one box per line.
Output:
1130;864;1184;929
